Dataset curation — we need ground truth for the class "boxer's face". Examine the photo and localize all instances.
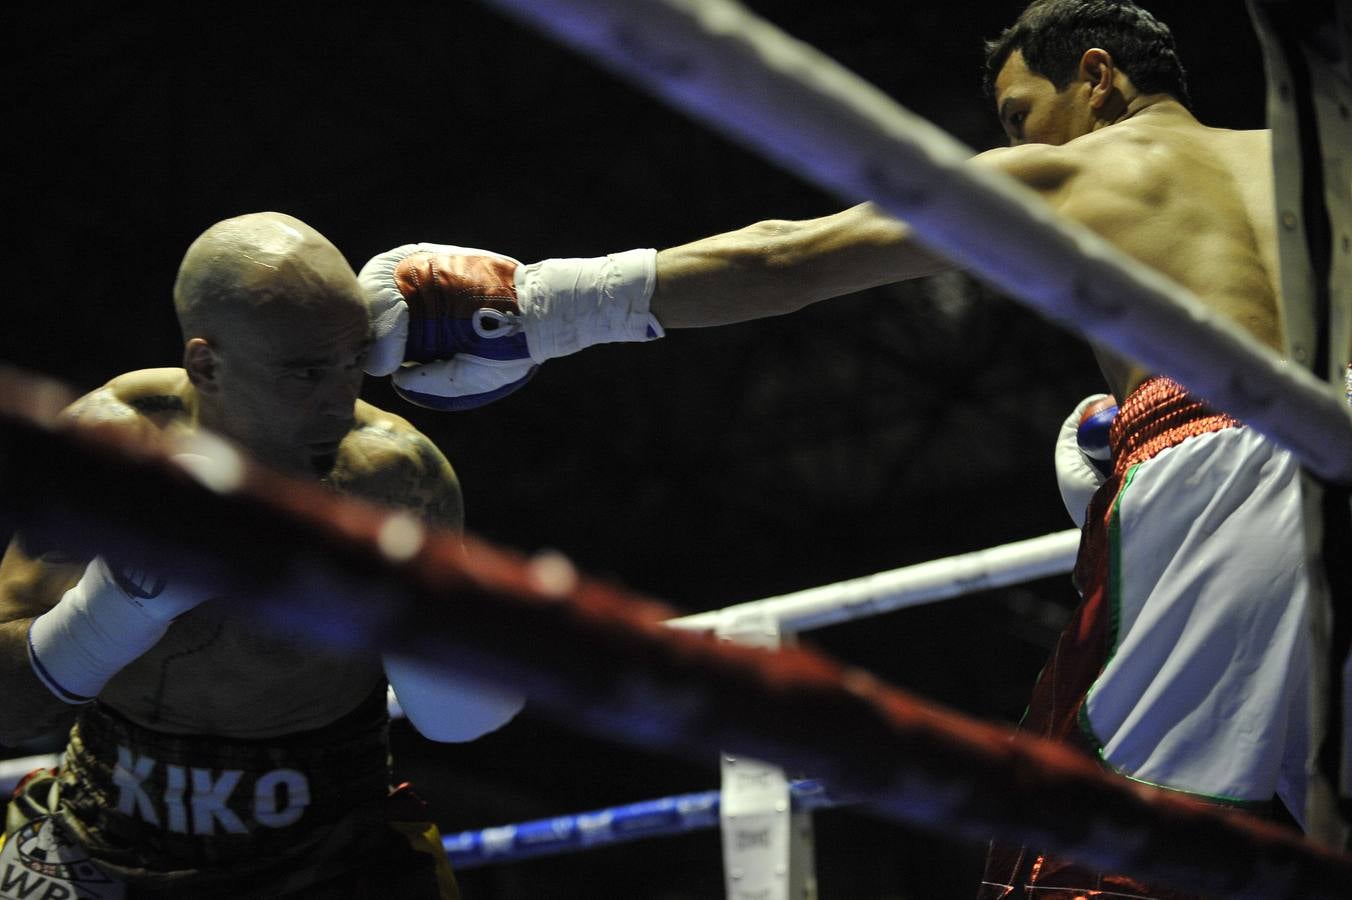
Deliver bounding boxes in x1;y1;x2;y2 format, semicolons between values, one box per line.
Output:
993;50;1091;147
205;294;370;474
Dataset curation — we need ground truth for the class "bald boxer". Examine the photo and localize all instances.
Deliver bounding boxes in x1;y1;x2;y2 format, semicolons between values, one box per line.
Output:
361;2;1345;895
0;213;523;898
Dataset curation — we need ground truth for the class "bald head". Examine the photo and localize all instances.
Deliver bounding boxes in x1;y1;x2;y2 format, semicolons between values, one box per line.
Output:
173;212;363;342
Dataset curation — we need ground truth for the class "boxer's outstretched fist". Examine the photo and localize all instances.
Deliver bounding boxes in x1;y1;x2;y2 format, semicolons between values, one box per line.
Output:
359;243;663;411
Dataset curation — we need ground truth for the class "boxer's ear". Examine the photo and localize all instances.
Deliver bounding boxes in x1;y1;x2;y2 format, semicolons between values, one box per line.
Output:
184;338;220;394
1079;48;1116;110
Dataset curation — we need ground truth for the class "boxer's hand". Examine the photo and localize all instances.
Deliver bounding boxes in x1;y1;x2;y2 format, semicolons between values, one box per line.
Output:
358;243;662;411
27;555;216;704
1055;394;1117;528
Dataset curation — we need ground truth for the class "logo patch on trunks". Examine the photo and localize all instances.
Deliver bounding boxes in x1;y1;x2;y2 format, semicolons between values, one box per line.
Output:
113;745;310;836
0;816;124;899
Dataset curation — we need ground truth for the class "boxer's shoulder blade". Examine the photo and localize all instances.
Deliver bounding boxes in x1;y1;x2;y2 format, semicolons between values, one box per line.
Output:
973;140;1083;198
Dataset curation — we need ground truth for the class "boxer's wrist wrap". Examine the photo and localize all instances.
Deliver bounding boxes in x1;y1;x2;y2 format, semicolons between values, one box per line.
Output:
27;557;206;704
517;248;662;362
359;243;661;411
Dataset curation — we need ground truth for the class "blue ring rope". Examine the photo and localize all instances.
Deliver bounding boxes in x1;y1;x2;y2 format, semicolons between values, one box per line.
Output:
443;778;840;869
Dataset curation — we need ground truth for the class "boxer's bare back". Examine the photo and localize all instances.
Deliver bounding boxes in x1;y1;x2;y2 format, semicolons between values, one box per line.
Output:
654;49;1284;405
991;50;1282;398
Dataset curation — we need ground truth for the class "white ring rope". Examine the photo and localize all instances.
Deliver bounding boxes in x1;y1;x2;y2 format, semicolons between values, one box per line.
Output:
482;0;1352;483
667;528;1080;633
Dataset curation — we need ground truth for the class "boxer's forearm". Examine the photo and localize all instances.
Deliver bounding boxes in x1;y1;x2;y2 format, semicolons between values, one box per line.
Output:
0;530;209;742
0;542;85;743
650;203;953;328
0;619;79;744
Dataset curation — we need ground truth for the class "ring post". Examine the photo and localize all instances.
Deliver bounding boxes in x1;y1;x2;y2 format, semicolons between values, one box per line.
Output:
716;608;816;900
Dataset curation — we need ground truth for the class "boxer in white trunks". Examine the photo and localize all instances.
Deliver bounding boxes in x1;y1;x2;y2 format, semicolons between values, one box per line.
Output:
353;2;1345;895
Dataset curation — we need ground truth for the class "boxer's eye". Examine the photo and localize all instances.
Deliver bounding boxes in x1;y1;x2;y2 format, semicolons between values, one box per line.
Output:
1000;102;1029;142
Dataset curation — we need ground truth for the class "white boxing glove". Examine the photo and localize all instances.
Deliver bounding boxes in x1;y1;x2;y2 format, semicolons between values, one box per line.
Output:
359;243;662;411
1055;394;1118;528
27;555;216;704
383;653;525;742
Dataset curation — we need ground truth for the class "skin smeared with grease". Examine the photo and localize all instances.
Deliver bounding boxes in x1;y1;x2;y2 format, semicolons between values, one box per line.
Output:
0;213;464;741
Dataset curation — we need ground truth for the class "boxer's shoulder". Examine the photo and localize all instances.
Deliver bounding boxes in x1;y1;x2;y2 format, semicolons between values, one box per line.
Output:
973;141;1085;196
331;401;462;528
61;368;192;436
344;400;439;464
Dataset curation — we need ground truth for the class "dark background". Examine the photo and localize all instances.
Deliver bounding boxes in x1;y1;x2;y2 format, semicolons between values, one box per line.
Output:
2;2;1267;897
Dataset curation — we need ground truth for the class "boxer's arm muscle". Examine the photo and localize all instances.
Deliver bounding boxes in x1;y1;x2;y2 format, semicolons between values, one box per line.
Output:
372;427;527;742
348;419;465;532
648;144;1080;329
650;203;951;328
0;541;86;743
0;385;171;743
402;433;464;532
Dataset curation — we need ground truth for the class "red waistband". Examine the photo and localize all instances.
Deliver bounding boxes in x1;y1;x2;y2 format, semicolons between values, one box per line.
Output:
1109;376;1241;477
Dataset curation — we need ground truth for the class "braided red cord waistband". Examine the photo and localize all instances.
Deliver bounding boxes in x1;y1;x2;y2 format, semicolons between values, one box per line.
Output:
1110;376;1242;477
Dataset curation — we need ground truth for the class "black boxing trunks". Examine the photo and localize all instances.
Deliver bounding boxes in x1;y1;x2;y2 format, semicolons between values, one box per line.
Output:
2;687;458;898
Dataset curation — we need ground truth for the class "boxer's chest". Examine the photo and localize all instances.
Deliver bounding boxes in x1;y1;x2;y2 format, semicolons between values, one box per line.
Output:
99;601;385;738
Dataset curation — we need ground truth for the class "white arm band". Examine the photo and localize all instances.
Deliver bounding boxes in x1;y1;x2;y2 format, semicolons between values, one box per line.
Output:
26;557;205;704
518;248;663;362
383;653;525;743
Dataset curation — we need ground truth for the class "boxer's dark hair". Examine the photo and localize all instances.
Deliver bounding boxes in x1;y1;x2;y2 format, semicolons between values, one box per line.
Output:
983;0;1191;108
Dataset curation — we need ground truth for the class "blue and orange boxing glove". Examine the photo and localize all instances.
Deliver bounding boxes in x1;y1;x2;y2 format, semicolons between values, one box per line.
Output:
359;243;663;410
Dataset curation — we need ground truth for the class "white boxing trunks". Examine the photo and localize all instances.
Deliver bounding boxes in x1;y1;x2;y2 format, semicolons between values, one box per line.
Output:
981;373;1346;900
